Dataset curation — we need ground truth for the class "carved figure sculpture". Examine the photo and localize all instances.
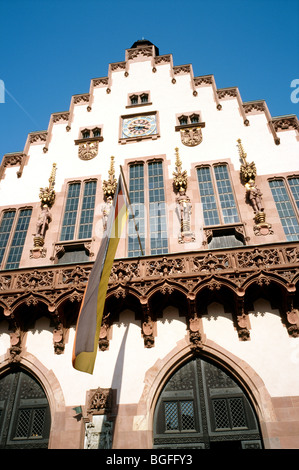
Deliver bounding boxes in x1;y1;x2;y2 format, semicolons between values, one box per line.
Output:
177;187;192;232
102;196;113;230
35;204;52;237
246;181;264;213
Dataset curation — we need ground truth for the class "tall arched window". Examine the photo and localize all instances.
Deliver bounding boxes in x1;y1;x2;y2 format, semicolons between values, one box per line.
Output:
153;356;262;449
0;369;51;449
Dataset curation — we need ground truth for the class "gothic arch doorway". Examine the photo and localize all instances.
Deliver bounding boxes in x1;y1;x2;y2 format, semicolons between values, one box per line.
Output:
153;356;263;449
0;368;51;449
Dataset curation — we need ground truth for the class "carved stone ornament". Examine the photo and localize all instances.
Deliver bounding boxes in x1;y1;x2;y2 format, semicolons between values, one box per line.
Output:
102;156;117;201
52;314;65;354
180;127;203;146
173;148;188;193
286;308;299;337
253;212;273;236
98;313;111;351
142;319;155;348
78;141;99;160
87;388;113;416
188;316;203;353
9;327;25;363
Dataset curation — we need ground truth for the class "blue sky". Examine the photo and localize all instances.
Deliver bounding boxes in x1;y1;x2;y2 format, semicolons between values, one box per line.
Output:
1;0;298;161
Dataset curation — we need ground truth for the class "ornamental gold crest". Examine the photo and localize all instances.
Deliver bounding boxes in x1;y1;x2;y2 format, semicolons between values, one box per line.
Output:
78;141;99;160
180;127;202;147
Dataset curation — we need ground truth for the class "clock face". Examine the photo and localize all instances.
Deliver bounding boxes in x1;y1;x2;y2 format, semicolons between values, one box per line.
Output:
122;115;157;138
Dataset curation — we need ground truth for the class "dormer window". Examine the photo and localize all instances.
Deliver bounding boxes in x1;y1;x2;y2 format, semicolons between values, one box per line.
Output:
82;129;90;139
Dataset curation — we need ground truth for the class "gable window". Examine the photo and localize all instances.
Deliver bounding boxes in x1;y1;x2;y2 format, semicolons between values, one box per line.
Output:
74;127;103;145
197;164;239;226
60;180;97;241
269;177;299;241
127;91;151;108
92;128;101;138
130;95;138;105
128;160;168;257
140;93;149;103
0;208;32;270
82;129;90;139
179;116;188;126
190;114;199;123
176;112;201;128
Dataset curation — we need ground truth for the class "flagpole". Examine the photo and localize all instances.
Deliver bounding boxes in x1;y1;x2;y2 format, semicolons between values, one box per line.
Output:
119;165;144;256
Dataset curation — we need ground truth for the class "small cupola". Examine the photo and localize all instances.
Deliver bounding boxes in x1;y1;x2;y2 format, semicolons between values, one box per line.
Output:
130;39;159;57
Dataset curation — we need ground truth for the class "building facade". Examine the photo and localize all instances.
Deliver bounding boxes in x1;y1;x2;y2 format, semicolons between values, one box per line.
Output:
0;40;299;449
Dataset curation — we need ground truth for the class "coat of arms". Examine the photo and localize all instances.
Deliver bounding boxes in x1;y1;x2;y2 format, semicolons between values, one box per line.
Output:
78;141;99;160
180;127;202;146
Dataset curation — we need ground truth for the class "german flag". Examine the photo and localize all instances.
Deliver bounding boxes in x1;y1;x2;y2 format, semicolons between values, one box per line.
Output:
72;173;129;374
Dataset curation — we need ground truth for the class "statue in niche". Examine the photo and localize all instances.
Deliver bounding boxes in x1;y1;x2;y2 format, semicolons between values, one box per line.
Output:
245;181;264;213
35;204;52;238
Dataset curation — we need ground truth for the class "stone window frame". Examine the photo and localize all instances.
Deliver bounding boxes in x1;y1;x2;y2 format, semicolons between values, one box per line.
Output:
196;162;241;226
126;91;152;109
268;174;299;241
56;178;98;262
124;155;169;256
195;162;246;247
0;206;33;270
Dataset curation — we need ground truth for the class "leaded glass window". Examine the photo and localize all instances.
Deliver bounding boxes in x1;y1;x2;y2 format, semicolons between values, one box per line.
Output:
197;167;220;225
197;165;239;226
5;209;32;269
128;164;145;257
289;177;299;210
214;165;239;224
78;181;97;239
148;162;168;255
0;211;15;265
164;400;196;432
60;180;97;241
128;161;168;257
269;179;299;241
